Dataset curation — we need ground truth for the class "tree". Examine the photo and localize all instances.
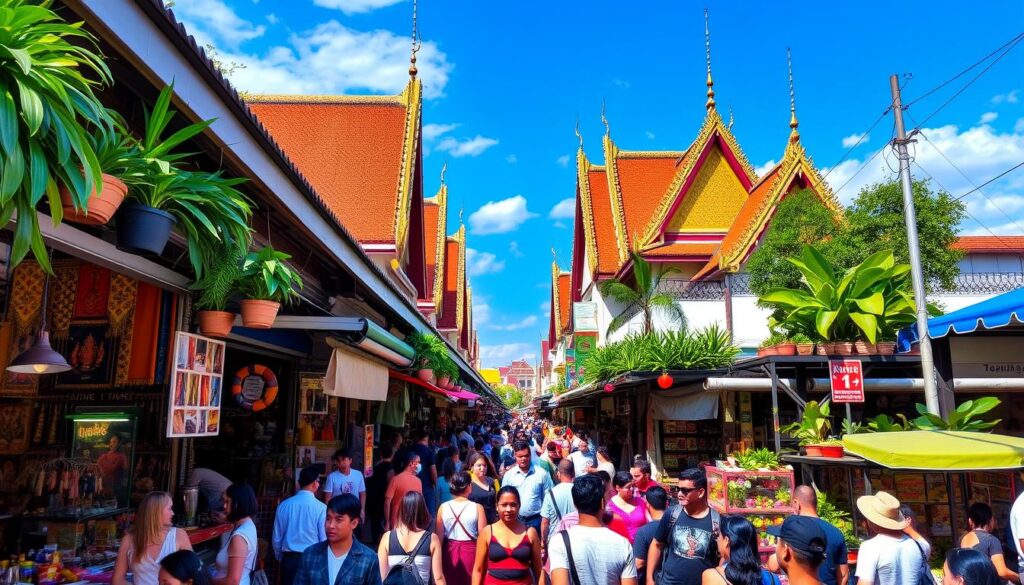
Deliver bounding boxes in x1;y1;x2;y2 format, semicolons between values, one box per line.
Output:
493;383;526;410
599;251;686;335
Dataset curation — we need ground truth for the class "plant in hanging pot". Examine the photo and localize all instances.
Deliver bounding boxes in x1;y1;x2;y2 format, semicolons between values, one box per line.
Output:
406;331;449;381
191;245;243;337
0;0;116;271
238;245;303;328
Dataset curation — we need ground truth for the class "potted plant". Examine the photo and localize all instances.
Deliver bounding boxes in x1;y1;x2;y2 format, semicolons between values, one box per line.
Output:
774;335;797;356
834;340;855;356
238;245;303;328
191;246;243;337
819;437;845;458
854;340;877;355
407;332;449;381
780;400;832;457
792;332;815;356
0;0;115;271
60;113;146;225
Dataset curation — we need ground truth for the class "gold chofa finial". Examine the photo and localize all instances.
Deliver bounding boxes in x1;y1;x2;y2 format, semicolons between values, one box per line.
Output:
574;118;583;150
409;0;421;78
601;99;610;136
787;47;800;142
704;8;715;110
728;106;734;131
458;207;464;226
440;160;447;185
551;247;558;263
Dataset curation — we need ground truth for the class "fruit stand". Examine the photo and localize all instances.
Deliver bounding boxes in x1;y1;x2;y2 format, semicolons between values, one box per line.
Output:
707;466;796;559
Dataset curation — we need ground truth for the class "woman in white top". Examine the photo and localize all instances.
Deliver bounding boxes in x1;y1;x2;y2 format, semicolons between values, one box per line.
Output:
595;446;616;479
436;472;486;585
113;491;193;585
379;491;445;585
212;483;259;585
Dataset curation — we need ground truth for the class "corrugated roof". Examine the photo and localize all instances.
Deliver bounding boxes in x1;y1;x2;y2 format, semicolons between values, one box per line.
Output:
953;236;1024;253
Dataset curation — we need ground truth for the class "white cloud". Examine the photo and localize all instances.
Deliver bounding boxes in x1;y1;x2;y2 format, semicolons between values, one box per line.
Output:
423;123;459;141
540;301;551;317
980;112;998;124
172;0;266;48
266;13;279;24
1017;118;1024;134
506;154;518;164
612;78;631;88
645;131;656;140
465;248;505;276
480;343;536;365
556;155;571;167
312;0;404;14
219;21;451;99
489;315;538;331
992;90;1020;104
469;195;538;235
509;241;523;258
841;133;869;148
553;221;568;229
473;301;491;325
436;135;499;158
549;197;575;219
754;159;777;178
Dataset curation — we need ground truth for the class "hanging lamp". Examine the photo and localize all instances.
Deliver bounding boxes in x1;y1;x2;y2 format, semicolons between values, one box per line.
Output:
7;262;70;375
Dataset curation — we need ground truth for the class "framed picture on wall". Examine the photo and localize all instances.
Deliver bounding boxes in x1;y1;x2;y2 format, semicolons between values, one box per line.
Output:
299;372;328;414
166;332;226;438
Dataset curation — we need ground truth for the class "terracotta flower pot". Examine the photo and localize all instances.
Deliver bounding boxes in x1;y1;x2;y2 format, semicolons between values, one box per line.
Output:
847;549;859;564
820;445;845;458
416;368;434;382
239;299;280;329
854;341;877;355
437;376;450;388
817;342;837;355
796;343;815;356
775;343;797;356
877;342;896;356
757;348;769;357
834;342;854;356
198;310;235;338
60;173;128;226
803;445;824;457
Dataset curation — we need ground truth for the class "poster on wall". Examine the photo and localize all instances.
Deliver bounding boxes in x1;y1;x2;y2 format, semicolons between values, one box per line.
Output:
70;415;136;509
363;424;374;477
167;332;226;438
299;372;328;414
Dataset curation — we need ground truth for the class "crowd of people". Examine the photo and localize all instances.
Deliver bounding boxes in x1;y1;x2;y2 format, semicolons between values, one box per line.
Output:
111;415;1023;585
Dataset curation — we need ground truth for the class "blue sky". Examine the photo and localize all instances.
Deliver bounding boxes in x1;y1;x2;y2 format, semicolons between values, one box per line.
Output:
172;0;1024;368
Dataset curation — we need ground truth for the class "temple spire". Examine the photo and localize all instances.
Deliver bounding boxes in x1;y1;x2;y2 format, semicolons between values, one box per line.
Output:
601;99;610;137
787;47;800;143
574;118;583;150
704;8;715;111
440;160;447;185
409;0;421;78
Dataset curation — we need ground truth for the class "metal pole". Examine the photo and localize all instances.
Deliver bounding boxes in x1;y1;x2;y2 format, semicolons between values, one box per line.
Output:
889;74;940;415
770;362;781;452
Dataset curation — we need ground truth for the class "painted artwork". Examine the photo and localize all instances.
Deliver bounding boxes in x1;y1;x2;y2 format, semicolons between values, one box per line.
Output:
167;332;226;438
0;403;31;455
57;323;116;388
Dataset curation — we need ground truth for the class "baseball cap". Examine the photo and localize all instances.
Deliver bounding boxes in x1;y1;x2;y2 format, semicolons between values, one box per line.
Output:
767;515;827;556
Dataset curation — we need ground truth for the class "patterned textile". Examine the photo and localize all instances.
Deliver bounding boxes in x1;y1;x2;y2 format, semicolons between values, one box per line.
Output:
72;264;111;319
51;261;79;340
10;262;44;333
293;540;382;585
109;273;138;386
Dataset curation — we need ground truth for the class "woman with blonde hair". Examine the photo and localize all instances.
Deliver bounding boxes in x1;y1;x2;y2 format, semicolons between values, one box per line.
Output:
113;491;192;585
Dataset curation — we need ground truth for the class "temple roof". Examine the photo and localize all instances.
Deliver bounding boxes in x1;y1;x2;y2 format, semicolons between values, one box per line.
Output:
247;80;422;249
953;236;1024;253
437;229;464;330
548;260;571;347
423;184;447;312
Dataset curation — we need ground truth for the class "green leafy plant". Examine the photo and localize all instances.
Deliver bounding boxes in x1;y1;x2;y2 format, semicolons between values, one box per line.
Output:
817;489;859;549
239;245;303;304
791;332;813;344
759;331;788;349
732;447;781;470
137;82;214;173
407;331;452;373
865;413;911;433
599;250;686;335
911;397;1001;432
191;245;242;311
0;0;115;270
780;400;832;445
841;419;865;435
87;111;149;183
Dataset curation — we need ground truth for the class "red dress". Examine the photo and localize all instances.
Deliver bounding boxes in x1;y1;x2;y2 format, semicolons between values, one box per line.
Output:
484;532;533;585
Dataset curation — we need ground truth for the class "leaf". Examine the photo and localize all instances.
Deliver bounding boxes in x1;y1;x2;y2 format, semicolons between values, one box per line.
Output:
815;310;839;340
1;44;32;75
17;82;43;135
854;291;885;315
0;87;18;156
849;312;878;344
800;245;835;283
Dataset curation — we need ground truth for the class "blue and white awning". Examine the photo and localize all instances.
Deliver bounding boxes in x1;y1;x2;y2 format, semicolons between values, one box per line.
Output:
898;288;1024;351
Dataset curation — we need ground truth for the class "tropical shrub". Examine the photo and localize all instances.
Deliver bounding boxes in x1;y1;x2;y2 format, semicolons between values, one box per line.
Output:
911;397;1001;432
239;245;303;304
817;489;859;549
599;251;685;335
780;400;831;445
407;331;454;374
865;413;911;432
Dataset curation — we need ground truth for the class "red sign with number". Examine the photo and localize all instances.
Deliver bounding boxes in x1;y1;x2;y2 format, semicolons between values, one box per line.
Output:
829;359;865;403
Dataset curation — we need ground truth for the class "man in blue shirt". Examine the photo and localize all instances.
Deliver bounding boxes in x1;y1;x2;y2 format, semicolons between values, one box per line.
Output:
274;466;328;585
500;439;553;533
768;485;848;585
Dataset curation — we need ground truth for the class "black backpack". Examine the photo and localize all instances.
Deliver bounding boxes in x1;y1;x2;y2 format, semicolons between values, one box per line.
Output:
383;530;430;585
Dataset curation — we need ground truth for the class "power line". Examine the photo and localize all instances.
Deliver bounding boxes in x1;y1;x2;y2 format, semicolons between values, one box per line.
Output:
832;145;890;200
953;161;1024;202
905;32;1024;108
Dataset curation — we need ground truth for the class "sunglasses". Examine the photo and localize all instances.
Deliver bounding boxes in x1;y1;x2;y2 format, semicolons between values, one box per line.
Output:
673;486;700;496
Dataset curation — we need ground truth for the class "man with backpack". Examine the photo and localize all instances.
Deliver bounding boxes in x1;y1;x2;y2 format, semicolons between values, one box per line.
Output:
646;467;720;585
541;459;578;550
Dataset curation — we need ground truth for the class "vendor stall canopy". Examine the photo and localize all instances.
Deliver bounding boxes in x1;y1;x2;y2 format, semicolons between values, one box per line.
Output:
843;431;1024;471
899;287;1024;350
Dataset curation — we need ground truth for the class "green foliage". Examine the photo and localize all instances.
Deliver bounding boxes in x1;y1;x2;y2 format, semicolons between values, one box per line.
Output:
407;332;455;377
87;111;148;182
599;251;686;335
239;245;303;304
759;330;788;348
550;380;569;396
780;400;832;445
493;383;526;410
912;397;1001;432
191;244;242;311
865;413;911;432
760;246;923;343
732;447;781;470
817;490;859;549
0;0;115;270
579;324;739;385
841;419;865;435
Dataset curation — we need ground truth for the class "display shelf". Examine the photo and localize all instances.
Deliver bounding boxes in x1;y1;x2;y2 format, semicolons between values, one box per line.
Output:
708;467;796;514
27;507;130;522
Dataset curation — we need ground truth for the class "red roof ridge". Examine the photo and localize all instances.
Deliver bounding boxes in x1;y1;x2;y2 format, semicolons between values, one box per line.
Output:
953;235;1024;252
245;94;406;106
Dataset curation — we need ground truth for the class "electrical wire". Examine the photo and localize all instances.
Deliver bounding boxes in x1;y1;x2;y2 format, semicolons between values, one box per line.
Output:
905;32;1024;108
953;161;1024;202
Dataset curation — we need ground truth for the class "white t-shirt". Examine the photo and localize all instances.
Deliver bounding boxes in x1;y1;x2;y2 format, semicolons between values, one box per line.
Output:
569;451;596;477
324;469;366;499
326;547;349;585
854;533;930;585
548;524;637;585
1011;492;1024;559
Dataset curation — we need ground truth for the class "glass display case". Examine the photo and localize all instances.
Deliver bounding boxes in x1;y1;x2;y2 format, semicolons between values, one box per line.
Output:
707;466;796;557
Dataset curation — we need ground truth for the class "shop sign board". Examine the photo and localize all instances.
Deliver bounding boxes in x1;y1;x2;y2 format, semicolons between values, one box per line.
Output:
363;424;374;477
829;359;864;403
573;302;599;332
573;333;597;386
167;332;227;437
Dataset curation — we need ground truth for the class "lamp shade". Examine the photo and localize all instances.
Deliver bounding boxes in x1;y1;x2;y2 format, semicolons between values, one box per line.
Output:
7;330;71;374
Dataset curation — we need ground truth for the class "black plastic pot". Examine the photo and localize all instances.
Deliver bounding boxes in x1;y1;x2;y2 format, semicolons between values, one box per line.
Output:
116;202;177;256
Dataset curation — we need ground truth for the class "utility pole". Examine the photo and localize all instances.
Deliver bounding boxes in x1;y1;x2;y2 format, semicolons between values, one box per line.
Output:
889;74;940;415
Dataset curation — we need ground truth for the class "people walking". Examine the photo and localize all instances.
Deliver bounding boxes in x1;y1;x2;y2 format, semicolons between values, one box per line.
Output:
467;452;499;524
629;460;654;500
113;491;193;585
500;440;554;534
606;472;649;544
212;483;259;585
768;486;848;585
410;430;439;515
471;486;543;585
324;448;366;516
770;515;828;585
595;447;616;479
646;468;720;585
384;451;424;532
547;474;637;585
854;491;931;585
632;487;667;585
944;548;1001;585
702;515;779;585
568;433;596;478
378;492;444;585
437;472;486;585
438;447;461;507
960;502;1020;583
273;467;327;585
159;551;210;585
540;460;577;546
367;444;396;544
292;494;381;585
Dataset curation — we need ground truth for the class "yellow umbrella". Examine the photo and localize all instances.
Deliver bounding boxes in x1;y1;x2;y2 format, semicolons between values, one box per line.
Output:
843;431;1024;471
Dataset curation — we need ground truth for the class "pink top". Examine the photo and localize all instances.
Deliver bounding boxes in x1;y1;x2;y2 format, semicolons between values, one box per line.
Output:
605;498;648;543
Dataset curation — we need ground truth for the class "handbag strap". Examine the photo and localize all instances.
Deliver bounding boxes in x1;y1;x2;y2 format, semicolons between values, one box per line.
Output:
559;530;582;585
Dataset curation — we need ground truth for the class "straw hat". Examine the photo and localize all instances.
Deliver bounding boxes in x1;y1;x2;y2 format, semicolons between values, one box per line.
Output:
856;491;908;531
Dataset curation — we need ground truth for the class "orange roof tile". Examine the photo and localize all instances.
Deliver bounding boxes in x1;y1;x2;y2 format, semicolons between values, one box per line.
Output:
248;91;416;245
953;236;1024;253
644;241;720;257
438;238;461;329
422;187;447;310
588;168;620;275
557;273;571;335
616;154;684;249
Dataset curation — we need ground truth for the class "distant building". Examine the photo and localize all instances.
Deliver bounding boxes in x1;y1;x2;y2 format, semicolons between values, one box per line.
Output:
499;359;536;394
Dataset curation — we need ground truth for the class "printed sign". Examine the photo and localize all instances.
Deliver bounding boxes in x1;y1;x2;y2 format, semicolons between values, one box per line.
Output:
299;372;328;414
364;424;375;477
573;302;599;332
167;332;226;437
829;359;864;403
